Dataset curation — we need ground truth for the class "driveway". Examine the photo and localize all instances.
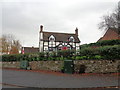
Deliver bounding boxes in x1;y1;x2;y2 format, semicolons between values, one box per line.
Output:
2;69;119;89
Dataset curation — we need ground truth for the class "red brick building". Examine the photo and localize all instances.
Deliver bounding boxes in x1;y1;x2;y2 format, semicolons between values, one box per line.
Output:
21;47;39;54
98;28;120;41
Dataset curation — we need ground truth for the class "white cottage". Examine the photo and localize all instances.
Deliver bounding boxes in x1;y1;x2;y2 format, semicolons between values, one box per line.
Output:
39;25;80;52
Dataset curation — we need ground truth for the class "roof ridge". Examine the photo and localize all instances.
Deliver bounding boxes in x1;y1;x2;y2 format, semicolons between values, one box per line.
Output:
22;47;39;48
43;31;75;35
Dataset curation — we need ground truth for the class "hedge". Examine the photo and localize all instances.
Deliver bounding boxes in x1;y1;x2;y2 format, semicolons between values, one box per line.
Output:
1;50;76;62
80;40;120;48
98;45;120;60
79;45;120;60
1;44;120;61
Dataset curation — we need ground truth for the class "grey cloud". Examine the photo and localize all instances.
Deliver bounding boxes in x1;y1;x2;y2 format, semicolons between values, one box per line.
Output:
61;1;118;21
2;1;119;46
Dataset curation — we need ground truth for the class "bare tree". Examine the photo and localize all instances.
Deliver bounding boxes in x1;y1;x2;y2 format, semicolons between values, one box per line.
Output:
0;34;21;54
10;40;21;54
98;2;120;34
118;1;120;34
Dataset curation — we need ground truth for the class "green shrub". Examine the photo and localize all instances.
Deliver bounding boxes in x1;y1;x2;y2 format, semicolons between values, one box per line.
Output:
59;57;64;60
80;40;120;48
71;56;76;60
57;50;75;58
79;47;97;56
75;56;88;60
94;55;102;60
2;54;24;62
82;56;88;59
79;44;120;60
75;56;82;60
98;45;120;60
97;40;120;46
2;44;120;61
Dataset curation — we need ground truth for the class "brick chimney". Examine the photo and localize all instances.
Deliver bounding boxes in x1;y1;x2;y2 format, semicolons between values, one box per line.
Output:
75;27;78;36
40;25;43;32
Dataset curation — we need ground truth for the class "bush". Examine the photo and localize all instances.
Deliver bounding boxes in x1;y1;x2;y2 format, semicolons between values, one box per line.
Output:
79;47;98;57
79;45;120;60
2;54;24;62
71;56;76;60
94;55;102;60
38;52;45;60
75;56;81;60
80;40;120;48
2;44;120;61
97;40;120;46
98;45;120;60
57;50;75;58
59;57;64;60
75;56;89;60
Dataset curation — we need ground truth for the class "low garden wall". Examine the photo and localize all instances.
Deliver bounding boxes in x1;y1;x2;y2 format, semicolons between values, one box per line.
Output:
2;61;20;69
2;60;120;73
2;61;63;72
74;60;120;73
29;61;63;71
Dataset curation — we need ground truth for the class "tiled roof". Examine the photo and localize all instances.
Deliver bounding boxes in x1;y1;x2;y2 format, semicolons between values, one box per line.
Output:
98;28;120;41
42;31;80;43
22;47;39;53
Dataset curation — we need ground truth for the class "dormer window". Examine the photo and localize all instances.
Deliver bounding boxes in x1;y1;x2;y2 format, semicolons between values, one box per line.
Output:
49;35;55;51
69;36;74;42
49;35;55;42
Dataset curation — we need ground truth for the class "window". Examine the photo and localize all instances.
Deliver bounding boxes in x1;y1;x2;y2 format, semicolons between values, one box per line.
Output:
49;35;55;51
49;35;55;42
69;36;74;42
67;45;71;49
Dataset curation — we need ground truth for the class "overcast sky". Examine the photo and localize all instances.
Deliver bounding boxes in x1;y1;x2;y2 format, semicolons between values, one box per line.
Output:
1;0;119;47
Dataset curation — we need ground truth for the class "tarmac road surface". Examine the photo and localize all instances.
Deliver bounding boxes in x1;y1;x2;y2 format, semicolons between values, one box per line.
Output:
2;69;119;89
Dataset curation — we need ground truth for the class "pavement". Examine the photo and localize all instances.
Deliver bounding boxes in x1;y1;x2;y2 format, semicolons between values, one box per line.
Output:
2;69;120;90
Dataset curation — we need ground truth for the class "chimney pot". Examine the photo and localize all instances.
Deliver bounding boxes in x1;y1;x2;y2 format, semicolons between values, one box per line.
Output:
75;27;78;36
40;25;43;32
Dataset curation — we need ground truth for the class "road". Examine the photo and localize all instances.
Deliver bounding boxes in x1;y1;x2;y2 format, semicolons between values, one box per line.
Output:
2;69;120;89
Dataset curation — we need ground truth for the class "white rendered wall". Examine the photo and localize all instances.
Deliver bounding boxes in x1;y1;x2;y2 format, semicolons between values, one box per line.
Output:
76;43;80;51
39;32;43;52
44;42;48;45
